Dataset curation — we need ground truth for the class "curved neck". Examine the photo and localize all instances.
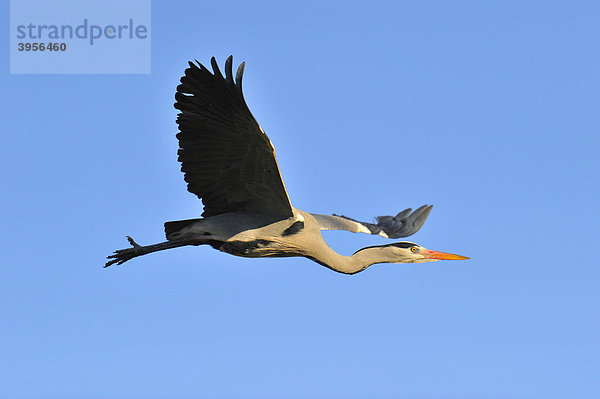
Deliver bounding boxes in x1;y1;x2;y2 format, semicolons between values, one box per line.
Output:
308;244;398;275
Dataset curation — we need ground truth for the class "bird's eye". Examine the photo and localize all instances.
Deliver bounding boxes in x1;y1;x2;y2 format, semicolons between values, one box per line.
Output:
410;247;418;253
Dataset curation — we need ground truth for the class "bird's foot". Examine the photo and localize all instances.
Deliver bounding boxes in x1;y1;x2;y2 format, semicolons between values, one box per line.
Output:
105;236;143;268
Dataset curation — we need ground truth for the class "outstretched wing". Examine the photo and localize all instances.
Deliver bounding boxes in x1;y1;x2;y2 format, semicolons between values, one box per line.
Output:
174;56;294;219
311;205;433;238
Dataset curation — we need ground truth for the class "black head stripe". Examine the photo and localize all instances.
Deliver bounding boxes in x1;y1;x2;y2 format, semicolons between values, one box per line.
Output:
391;242;416;249
353;242;416;255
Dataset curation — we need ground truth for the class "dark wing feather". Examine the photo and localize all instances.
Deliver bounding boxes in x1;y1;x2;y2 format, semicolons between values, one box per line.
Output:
174;56;293;219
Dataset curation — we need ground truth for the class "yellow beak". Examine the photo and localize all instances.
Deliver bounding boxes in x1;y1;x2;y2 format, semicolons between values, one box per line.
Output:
421;248;470;260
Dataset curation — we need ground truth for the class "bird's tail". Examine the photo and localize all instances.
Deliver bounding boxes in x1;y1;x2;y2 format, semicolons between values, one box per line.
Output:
164;218;202;240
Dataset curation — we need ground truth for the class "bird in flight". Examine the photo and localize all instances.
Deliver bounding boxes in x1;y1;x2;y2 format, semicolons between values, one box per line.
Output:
106;56;468;274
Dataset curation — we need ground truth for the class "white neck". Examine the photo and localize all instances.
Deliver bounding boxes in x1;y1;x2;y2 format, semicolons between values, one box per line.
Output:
308;243;403;275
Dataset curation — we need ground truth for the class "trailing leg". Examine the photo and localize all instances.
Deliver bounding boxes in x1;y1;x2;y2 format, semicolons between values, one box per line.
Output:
105;236;205;267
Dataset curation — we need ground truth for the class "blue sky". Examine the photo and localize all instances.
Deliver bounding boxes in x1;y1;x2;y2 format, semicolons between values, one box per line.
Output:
1;1;599;398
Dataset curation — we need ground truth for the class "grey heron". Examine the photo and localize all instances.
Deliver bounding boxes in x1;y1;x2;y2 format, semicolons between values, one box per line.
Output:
106;56;468;274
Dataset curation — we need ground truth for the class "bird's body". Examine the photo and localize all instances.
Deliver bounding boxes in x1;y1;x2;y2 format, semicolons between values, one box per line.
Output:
107;56;468;274
166;210;312;259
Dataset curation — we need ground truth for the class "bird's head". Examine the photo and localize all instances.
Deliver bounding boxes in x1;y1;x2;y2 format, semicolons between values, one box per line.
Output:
355;241;469;264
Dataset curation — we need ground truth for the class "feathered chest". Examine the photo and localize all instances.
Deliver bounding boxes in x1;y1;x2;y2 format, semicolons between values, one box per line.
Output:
216;239;299;258
216;219;307;258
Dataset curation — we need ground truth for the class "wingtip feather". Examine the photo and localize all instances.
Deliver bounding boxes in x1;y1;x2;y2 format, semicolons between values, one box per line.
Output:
236;62;245;91
211;56;223;79
225;55;234;83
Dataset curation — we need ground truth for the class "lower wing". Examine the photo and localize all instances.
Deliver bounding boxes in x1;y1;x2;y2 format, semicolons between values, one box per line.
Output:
310;205;433;239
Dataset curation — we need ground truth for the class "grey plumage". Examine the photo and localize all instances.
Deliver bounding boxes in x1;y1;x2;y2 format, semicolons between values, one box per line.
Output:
106;56;468;273
311;205;432;238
